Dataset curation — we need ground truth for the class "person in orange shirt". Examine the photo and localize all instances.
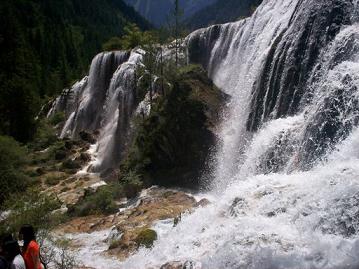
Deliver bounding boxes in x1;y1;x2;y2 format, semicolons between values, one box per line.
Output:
19;225;42;269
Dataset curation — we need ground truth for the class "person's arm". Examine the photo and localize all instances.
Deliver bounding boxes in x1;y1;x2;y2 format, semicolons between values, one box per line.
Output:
29;244;41;269
32;254;40;269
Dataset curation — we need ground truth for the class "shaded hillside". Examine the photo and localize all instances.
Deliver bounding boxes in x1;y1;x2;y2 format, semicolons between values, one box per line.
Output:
186;0;263;30
0;0;150;142
124;0;216;27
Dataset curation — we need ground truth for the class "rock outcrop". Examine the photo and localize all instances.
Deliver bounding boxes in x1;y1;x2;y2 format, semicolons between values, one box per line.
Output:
122;65;228;188
54;187;203;261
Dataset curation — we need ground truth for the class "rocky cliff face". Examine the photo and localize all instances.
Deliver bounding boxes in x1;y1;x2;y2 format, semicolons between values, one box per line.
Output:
49;49;226;187
121;65;227;188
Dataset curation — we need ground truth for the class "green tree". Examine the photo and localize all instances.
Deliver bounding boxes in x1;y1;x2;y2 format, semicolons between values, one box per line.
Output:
141;44;158;105
103;23;159;51
102;37;124;51
120;23;146;50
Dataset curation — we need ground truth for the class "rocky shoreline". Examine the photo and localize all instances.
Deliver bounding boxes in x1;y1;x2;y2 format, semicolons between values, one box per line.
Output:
53;186;210;268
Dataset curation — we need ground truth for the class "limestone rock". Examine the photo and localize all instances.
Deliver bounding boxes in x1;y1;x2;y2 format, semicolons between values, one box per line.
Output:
160;262;183;269
79;131;96;144
55;187;198;261
194;198;211;208
160;261;202;269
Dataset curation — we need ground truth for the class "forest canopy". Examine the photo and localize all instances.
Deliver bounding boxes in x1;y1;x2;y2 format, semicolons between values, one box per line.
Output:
0;0;150;142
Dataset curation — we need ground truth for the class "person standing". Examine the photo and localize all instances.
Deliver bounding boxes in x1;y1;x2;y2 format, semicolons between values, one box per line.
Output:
0;241;8;269
0;233;13;269
19;225;42;269
3;241;26;269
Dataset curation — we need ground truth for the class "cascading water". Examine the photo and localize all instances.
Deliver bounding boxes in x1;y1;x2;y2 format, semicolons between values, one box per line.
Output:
60;51;130;137
186;0;303;188
121;0;359;268
91;50;143;171
49;49;145;171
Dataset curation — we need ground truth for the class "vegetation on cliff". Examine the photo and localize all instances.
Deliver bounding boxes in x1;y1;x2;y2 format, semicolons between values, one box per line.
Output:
121;64;227;188
0;136;30;205
123;0;216;27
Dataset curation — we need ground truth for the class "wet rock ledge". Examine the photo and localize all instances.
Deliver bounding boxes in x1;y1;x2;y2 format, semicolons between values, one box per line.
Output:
54;186;210;261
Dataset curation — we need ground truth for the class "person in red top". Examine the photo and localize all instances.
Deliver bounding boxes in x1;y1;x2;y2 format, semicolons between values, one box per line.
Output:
19;225;42;269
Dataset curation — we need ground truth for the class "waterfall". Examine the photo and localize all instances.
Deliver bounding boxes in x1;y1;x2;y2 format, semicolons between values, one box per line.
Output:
91;50;143;171
186;0;302;188
49;51;129;137
121;0;359;268
49;49;145;171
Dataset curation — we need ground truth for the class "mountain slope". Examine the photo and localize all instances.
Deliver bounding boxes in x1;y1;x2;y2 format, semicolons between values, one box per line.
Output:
0;0;150;141
186;0;263;30
123;0;216;27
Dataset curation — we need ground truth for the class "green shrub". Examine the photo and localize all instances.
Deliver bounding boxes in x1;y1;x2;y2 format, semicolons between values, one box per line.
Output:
32;141;66;165
30;120;58;150
102;37;123;51
0;136;30;205
121;69;210;187
0;191;61;234
178;64;202;75
135;229;157;248
121;171;144;199
108;239;122;250
102;23;157;51
69;186;119;217
45;174;66;186
55;150;67;160
49;112;65;126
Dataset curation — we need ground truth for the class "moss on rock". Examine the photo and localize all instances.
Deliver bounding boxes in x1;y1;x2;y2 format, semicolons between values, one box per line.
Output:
135;229;157;248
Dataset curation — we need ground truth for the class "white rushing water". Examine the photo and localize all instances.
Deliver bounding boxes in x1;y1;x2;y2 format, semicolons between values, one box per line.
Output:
187;0;301;189
91;50;143;171
66;229;123;269
49;50;146;171
120;0;359;268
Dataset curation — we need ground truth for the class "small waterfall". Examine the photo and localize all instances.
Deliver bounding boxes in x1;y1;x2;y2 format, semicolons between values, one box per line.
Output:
50;51;129;138
66;51;130;137
121;0;359;268
49;50;146;172
91;50;144;171
47;77;88;122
